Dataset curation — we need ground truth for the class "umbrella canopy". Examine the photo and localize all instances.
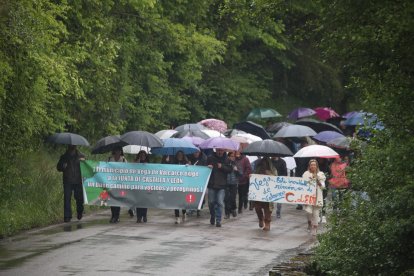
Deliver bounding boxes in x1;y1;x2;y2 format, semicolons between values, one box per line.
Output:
120;131;163;148
199;119;228;133
199;137;240;151
293;145;339;158
223;129;247;137
242;139;293;157
233;121;271;140
287;107;316;120
246;108;282;120
123;145;151;154
266;122;292;133
181;136;205;147
230;133;262;144
314;107;340;121
175;123;207;132
327;136;354;150
274;125;317;138
312;131;345;143
171;129;210;139
202;129;224;138
47;132;90;146
91;135;128;154
151;138;199;155
343;112;383;128
155;129;178;139
295;118;343;134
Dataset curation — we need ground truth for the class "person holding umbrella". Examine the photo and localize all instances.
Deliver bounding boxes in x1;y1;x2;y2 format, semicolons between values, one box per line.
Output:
135;150;150;223
107;147;127;223
57;145;86;222
235;150;252;214
251;157;277;231
302;159;326;236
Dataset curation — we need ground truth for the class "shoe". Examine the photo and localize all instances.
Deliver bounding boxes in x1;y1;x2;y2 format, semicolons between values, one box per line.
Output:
216;222;222;227
321;216;327;224
259;219;264;228
136;218;142;223
113;218;120;223
64;217;71;223
243;202;248;209
143;217;147;223
175;217;180;224
232;210;237;217
210;216;215;225
128;209;134;217
77;213;82;220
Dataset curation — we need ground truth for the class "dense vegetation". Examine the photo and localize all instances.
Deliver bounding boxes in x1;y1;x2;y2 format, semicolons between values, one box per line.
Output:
0;0;413;273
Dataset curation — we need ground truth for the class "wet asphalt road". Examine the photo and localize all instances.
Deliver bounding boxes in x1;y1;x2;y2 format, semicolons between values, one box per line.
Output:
0;205;317;276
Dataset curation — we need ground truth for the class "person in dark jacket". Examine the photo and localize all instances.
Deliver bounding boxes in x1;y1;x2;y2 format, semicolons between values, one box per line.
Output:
271;157;288;218
235;151;252;214
57;145;85;222
224;151;242;219
207;148;232;227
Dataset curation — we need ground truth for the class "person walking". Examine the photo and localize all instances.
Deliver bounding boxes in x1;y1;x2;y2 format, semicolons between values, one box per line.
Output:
135;150;150;223
252;157;277;231
271;157;288;219
107;147;127;223
303;159;326;236
57;145;85;222
235;150;252;214
188;149;207;217
224;151;242;219
172;151;190;224
207;148;232;227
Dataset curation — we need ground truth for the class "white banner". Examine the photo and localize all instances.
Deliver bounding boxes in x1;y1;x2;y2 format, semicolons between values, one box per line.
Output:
248;174;317;205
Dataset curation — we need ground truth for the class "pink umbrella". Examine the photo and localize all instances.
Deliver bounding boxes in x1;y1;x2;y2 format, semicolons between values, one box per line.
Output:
199;118;228;133
314;107;340;121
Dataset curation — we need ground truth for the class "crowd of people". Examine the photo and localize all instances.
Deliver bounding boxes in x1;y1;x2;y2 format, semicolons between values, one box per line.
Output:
56;136;351;236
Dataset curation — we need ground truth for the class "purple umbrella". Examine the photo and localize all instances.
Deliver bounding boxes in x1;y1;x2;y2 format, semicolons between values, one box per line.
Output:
287;107;316;120
313;131;345;143
199;137;240;151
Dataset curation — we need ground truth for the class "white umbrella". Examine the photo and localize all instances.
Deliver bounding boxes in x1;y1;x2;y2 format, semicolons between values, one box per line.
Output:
155;129;178;139
293;145;339;158
231;133;262;144
123;145;151;154
202;129;224;138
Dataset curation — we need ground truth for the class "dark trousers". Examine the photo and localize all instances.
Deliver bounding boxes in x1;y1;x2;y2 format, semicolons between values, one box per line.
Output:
238;184;249;211
136;208;147;219
175;209;186;217
225;185;238;215
63;183;84;219
111;206;120;219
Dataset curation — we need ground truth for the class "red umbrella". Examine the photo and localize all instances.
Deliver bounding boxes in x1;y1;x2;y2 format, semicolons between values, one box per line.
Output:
314;107;340;121
199;118;228;133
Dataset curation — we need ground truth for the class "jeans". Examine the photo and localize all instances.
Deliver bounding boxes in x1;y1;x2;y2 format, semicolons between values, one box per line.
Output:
208;188;225;223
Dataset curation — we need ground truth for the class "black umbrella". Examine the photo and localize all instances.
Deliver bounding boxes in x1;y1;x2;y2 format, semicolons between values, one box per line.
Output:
295;118;343;134
91;135;128;154
233;121;271;140
242;139;293;157
171;130;210;139
266;122;292;133
120;131;163;148
47;132;90;146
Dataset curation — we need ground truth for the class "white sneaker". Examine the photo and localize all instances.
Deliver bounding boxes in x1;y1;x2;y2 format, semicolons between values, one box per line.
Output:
321;216;327;223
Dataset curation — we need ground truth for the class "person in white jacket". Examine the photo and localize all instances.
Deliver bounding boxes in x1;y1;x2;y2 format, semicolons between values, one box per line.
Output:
302;159;326;236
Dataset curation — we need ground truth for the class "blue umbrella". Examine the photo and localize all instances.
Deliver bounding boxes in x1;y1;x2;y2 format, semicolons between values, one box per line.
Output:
343;112;382;127
151;138;199;155
313;131;345;143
